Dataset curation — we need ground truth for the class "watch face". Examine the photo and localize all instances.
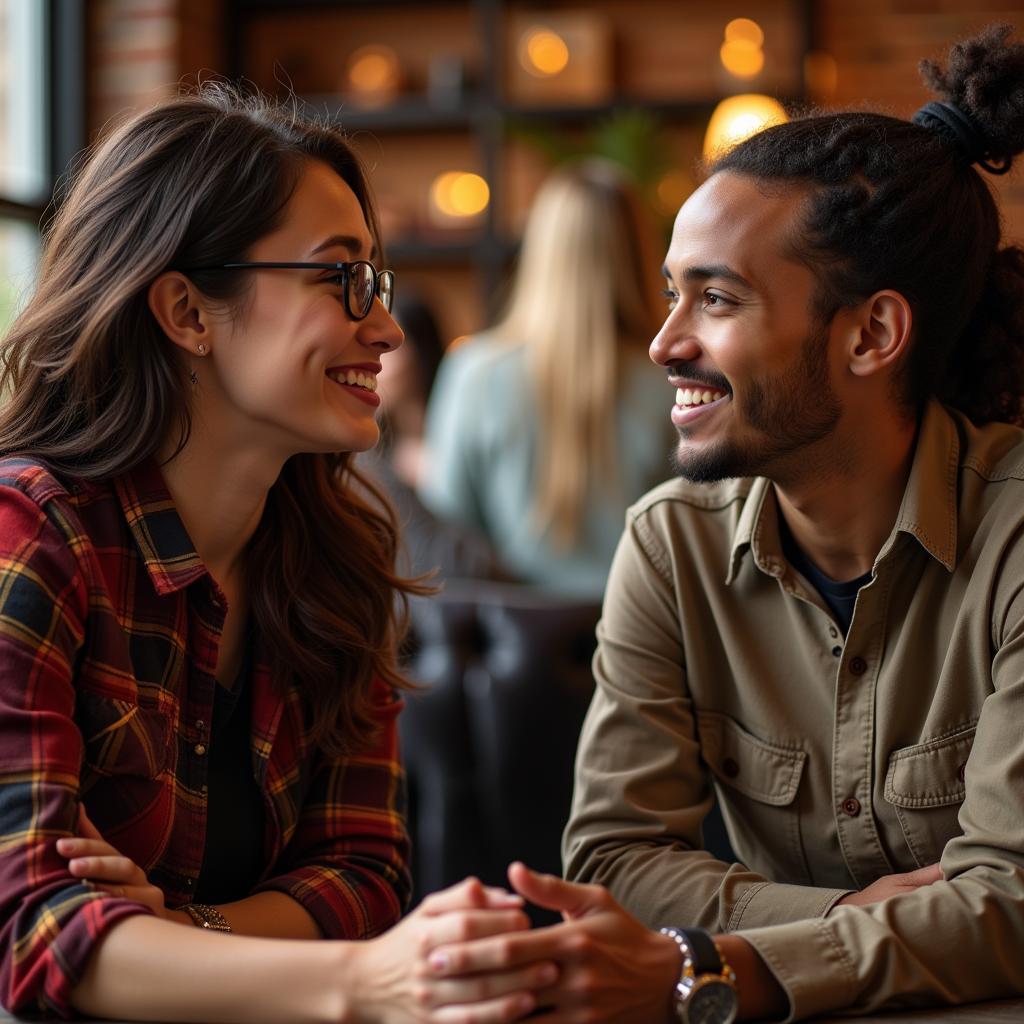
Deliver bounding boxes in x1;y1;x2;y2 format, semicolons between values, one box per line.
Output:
687;981;738;1024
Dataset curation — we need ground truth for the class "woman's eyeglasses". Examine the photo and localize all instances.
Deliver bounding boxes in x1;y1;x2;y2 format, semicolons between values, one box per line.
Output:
183;261;395;321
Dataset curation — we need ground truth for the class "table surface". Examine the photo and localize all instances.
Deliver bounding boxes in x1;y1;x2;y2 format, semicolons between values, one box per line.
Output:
4;998;1024;1023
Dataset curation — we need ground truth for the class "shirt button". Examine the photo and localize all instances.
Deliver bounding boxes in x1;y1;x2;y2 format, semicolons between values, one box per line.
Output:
849;656;868;675
721;757;740;779
831;645;843;658
842;797;861;817
195;720;205;732
194;743;207;756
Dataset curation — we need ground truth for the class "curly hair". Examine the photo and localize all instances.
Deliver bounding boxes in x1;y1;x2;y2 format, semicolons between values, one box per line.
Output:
712;24;1024;426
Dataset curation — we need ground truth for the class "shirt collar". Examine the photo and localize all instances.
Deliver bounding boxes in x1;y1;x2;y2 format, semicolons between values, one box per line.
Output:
887;399;959;572
725;399;960;584
114;459;208;595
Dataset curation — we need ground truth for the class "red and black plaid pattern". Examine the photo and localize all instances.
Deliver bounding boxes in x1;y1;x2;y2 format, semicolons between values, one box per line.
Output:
0;457;410;1017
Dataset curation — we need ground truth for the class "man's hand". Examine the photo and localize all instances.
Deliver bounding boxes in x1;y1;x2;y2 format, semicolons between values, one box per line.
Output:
832;863;943;909
56;806;190;925
426;863;681;1024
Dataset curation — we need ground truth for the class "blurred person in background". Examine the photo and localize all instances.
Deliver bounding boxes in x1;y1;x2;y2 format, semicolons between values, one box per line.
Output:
362;290;508;581
419;160;673;598
0;84;557;1024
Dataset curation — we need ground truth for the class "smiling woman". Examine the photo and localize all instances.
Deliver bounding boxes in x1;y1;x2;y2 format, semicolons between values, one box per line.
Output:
0;84;556;1024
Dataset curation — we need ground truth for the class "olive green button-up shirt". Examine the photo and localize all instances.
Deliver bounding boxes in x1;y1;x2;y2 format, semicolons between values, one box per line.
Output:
564;401;1024;1020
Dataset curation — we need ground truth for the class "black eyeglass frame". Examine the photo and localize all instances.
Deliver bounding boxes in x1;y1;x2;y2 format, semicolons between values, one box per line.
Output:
182;261;395;321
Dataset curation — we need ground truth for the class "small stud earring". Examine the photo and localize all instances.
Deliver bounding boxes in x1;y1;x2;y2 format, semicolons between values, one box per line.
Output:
197;343;207;355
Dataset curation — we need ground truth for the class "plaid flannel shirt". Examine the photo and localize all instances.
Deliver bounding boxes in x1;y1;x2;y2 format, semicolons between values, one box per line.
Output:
0;457;411;1018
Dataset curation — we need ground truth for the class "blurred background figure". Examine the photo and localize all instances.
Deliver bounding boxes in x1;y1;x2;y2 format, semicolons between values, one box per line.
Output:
361;290;509;581
419;159;673;598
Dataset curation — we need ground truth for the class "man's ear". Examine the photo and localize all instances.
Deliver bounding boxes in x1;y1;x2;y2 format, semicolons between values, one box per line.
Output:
147;272;212;356
844;290;913;379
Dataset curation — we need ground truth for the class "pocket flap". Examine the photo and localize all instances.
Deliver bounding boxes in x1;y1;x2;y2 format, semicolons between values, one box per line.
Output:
697;710;806;806
884;724;976;809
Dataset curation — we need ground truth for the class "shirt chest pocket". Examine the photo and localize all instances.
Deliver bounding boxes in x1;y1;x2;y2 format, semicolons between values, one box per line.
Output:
697;711;808;884
78;691;172;782
884;723;975;868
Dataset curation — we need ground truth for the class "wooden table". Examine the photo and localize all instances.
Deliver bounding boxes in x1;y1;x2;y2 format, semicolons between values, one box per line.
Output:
5;999;1024;1023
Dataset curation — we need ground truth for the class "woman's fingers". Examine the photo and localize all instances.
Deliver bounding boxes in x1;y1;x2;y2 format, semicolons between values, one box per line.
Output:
420;877;525;916
77;804;105;841
65;853;145;884
57;837;120;858
431;990;537;1024
429;927;565;977
426;962;558;1007
419;909;533;955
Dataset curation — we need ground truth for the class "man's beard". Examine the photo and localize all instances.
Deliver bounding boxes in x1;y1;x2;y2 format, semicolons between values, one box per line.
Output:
671;323;841;483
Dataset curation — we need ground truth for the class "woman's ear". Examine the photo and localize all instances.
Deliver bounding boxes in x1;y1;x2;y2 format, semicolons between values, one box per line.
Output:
148;272;213;357
846;290;913;379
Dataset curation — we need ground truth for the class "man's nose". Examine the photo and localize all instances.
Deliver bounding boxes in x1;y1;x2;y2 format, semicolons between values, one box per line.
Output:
649;318;702;367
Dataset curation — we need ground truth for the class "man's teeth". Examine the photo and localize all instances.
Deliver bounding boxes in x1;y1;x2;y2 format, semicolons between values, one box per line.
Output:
330;369;378;392
676;387;727;408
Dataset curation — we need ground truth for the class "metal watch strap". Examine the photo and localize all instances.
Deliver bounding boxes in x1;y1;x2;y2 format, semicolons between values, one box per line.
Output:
180;902;231;932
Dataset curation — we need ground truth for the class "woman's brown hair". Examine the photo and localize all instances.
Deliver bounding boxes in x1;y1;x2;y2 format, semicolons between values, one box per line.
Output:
0;83;423;754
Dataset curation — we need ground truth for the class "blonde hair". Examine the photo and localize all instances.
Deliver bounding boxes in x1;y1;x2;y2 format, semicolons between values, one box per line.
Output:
494;159;659;548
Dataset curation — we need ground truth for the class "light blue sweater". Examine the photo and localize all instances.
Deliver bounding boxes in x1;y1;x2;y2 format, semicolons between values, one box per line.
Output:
419;336;675;598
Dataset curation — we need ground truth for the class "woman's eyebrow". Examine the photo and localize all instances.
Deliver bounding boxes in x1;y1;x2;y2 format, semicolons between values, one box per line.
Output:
308;233;374;259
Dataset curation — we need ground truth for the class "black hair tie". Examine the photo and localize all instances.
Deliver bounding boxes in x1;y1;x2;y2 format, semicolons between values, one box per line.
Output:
911;100;1011;175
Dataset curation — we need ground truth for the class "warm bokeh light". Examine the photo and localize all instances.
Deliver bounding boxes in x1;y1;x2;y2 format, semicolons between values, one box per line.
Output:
654;170;690;217
519;27;571;77
724;18;764;46
431;172;491;218
804;50;839;99
703;94;788;161
720;38;765;78
345;45;401;105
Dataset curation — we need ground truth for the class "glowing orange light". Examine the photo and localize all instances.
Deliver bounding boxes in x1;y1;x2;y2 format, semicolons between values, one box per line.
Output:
720;38;765;78
431;172;490;218
703;94;788;161
725;18;764;46
519;27;570;77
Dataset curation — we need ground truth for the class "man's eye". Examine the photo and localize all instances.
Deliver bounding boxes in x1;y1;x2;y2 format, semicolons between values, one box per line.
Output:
703;292;730;309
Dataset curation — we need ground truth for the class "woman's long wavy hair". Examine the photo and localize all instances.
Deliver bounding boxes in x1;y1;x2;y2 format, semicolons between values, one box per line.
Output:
492;160;660;548
0;84;424;755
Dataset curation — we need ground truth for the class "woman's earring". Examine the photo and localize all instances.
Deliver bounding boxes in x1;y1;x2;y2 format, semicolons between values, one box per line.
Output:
197;343;207;355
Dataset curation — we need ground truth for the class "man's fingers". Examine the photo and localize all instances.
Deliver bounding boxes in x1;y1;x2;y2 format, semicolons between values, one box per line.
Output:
420;909;533;953
508;862;602;919
902;863;943;886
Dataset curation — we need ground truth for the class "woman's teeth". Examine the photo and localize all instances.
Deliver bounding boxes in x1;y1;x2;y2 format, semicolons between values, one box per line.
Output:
676;387;727;408
330;368;378;392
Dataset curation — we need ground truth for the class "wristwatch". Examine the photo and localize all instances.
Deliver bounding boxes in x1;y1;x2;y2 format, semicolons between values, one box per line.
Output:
660;927;738;1024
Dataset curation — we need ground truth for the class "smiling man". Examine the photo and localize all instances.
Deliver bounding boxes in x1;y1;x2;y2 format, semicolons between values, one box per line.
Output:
419;25;1024;1024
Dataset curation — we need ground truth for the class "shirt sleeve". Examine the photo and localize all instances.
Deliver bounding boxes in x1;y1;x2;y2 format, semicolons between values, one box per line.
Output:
0;485;153;1019
253;679;412;939
418;345;490;533
739;566;1024;1021
563;511;850;931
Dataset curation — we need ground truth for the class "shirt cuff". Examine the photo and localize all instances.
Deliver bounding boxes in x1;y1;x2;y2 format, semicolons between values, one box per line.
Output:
740;918;859;1022
729;881;853;930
